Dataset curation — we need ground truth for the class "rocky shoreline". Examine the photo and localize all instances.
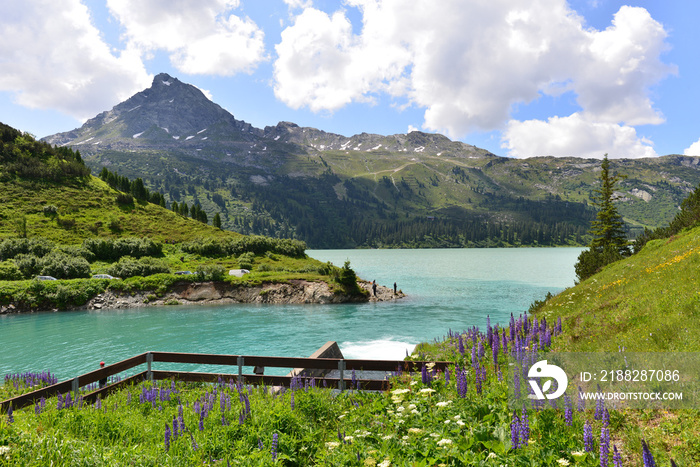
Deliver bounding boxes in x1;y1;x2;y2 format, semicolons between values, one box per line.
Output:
0;279;404;313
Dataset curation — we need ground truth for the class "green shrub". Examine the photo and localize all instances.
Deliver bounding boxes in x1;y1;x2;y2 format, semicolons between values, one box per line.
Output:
180;236;307;258
194;264;226;281
13;254;42;278
237;252;255;270
574;245;624;282
39;252;91;279
0;260;22;280
0;237;54;260
107;256;170;278
42;204;58;216
83;237;163;261
55;245;96;262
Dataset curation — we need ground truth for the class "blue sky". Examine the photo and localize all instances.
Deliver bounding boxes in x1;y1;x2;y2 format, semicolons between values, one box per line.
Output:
1;0;698;159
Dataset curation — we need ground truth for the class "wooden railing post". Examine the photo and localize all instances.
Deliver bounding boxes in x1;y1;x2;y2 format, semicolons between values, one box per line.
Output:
237;356;244;385
72;377;79;400
147;352;153;382
338;359;345;392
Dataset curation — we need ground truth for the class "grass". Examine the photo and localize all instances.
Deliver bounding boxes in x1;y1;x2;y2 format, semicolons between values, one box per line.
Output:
0;176;237;244
524;223;700;465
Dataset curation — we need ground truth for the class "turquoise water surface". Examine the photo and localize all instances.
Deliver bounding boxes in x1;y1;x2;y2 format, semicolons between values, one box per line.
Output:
0;248;582;379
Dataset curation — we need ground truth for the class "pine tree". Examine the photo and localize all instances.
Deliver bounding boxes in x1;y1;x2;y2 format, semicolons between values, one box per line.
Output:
589;154;628;254
213;213;222;229
574;154;629;281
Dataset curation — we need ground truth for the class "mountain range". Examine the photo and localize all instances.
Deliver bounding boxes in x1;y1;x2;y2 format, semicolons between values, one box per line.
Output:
44;73;700;248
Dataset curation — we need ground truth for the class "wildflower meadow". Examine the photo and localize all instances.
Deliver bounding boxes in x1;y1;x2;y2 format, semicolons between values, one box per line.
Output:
1;312;671;466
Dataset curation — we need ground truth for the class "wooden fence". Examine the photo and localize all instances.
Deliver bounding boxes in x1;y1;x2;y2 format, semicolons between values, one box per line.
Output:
1;351;451;413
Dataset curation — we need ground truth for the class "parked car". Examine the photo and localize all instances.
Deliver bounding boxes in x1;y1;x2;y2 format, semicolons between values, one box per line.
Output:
92;274;118;279
35;275;57;281
174;271;193;275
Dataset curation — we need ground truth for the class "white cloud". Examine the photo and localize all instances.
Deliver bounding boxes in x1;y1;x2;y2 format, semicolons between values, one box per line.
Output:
283;0;313;9
107;0;266;76
684;139;700;156
0;0;150;121
273;0;674;157
503;113;657;159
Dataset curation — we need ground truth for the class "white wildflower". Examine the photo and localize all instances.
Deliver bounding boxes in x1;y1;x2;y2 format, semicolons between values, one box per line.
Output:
437;438;453;446
556;459;570;466
326;441;340;450
436;401;452;407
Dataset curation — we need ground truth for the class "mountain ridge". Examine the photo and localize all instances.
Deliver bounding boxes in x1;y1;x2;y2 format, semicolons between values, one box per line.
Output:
41;73;700;248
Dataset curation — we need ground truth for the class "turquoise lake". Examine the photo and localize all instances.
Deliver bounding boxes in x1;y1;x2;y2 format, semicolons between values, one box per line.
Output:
0;248;582;379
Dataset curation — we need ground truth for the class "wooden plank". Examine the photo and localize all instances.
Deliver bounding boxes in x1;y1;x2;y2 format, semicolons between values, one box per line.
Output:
77;353;149;387
81;372;148;404
0;379;73;413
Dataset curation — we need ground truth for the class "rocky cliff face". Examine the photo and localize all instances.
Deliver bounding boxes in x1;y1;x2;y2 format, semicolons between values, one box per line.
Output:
80;279;402;311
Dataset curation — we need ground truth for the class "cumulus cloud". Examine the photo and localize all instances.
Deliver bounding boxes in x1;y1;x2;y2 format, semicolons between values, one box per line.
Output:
0;0;150;121
684;139;700;156
503;114;657;159
107;0;266;76
273;0;675;158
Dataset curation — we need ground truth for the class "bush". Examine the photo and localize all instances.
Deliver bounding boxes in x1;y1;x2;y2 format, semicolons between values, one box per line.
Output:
42;205;58;216
194;264;226;281
55;245;96;263
574;245;624;282
0;260;22;280
83;237;163;261
237;252;255;270
13;254;42;279
107;256;170;278
39;252;92;279
116;193;134;205
180;236;307;258
0;237;54;261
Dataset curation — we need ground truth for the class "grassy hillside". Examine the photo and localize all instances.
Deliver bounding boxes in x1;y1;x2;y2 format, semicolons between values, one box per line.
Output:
0;175;238;244
536;224;700;352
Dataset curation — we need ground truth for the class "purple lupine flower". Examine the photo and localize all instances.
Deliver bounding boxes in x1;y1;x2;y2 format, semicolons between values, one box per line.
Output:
189;432;199;451
584;421;594;452
502;329;508;353
456;365;468;398
421;364;431;386
7;403;13;424
600;427;610;467
351;369;358;390
563;395;573;426
57;393;63;410
290;391;295;410
513;368;521;398
603;408;610;428
444;367;450;384
511;410;520;450
577;386;586;412
641;439;656;467
478;339;485;360
594;397;604;420
258;439;264;450
520;406;529;446
613;445;623;467
492;340;499;366
199;410;205;431
164;423;171;452
458;334;465;356
271;433;279;461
